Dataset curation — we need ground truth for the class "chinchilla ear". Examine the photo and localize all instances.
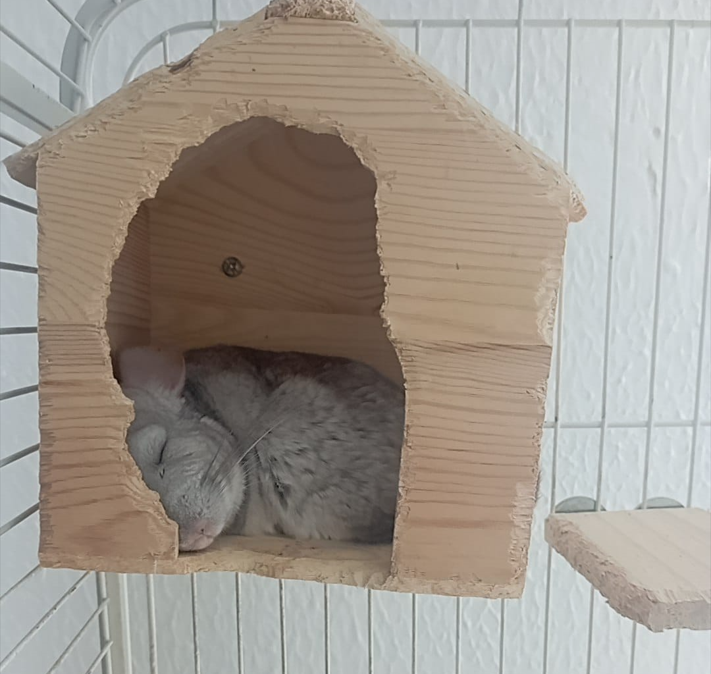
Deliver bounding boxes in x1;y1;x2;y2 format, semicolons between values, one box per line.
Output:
117;346;186;394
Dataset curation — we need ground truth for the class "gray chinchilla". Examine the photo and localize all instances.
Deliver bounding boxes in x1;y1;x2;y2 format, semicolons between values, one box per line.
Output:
117;345;404;551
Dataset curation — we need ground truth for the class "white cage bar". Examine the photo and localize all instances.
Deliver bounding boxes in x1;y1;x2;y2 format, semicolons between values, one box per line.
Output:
0;1;709;673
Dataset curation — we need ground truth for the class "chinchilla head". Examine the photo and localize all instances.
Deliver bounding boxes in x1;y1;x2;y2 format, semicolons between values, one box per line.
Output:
118;347;246;551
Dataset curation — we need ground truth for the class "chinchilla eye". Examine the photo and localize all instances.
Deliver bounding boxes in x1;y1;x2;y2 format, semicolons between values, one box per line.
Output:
131;425;167;466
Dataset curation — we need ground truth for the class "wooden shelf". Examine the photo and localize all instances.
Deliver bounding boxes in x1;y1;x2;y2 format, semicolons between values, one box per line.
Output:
38;535;514;597
41;535;390;584
545;508;711;632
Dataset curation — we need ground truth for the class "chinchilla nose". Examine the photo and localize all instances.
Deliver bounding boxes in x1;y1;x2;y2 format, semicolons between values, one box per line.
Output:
186;517;221;540
195;518;221;538
178;518;221;552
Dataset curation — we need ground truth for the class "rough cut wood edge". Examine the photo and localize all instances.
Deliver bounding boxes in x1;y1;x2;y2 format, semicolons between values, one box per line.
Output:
38;535;519;597
265;0;356;21
9;1;584;590
351;5;586;224
37;325;179;564
2;2;585;225
391;343;548;594
545;508;711;632
0;5;268;187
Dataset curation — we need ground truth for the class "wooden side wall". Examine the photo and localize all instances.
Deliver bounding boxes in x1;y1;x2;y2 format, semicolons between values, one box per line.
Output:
393;343;548;590
36;157;177;565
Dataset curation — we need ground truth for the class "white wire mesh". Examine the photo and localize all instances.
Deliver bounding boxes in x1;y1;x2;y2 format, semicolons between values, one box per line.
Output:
0;1;709;674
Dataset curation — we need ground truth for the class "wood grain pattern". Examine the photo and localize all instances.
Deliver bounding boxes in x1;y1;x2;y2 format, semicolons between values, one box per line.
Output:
107;204;150;352
37;533;518;598
393;342;547;587
152;304;403;383
4;1;583;595
149;120;383;318
546;508;711;632
37;325;176;563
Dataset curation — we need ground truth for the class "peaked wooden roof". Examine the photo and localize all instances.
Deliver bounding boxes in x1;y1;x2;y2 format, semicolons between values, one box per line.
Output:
5;0;585;222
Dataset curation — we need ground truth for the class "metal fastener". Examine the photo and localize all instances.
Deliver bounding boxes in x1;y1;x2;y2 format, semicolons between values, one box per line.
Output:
221;256;244;278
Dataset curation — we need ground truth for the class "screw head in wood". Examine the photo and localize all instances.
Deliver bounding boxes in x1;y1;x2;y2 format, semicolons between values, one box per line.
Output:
221;256;244;278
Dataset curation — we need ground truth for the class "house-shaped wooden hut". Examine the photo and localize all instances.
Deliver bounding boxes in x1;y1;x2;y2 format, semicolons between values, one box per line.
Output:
5;0;585;597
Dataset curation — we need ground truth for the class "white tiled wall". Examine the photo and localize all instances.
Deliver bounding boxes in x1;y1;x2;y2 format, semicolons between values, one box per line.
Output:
1;2;709;673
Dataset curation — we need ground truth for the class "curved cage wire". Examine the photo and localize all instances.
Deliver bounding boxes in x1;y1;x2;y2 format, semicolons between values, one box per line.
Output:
0;1;710;673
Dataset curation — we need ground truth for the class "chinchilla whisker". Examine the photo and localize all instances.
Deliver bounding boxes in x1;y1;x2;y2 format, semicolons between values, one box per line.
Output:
209;449;261;497
201;447;223;487
212;412;292;485
206;394;320;499
234;417;287;467
202;401;297;487
214;465;257;500
201;433;239;487
235;464;256;482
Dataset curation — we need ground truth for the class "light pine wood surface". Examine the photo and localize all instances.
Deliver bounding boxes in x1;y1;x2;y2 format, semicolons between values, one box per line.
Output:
546;508;711;631
6;0;584;596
